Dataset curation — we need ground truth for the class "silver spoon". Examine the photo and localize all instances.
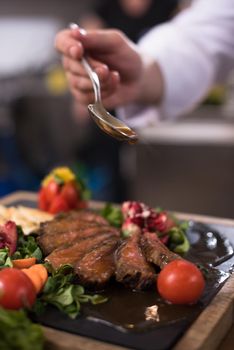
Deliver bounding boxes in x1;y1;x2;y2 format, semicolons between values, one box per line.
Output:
69;23;138;144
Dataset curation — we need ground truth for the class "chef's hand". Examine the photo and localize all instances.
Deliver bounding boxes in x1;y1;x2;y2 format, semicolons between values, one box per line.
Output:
54;27;163;109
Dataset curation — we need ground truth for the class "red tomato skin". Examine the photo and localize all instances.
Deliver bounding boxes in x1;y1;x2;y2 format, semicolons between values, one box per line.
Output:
38;187;49;211
157;260;205;305
44;180;60;202
48;194;70;214
60;182;79;209
0;268;36;309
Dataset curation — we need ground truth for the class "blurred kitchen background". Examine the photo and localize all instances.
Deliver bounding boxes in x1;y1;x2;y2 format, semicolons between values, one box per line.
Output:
1;0;234;218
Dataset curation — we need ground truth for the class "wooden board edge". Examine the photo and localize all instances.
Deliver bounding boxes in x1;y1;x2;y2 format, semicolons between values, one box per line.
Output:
0;191;38;205
43;327;128;350
174;274;234;350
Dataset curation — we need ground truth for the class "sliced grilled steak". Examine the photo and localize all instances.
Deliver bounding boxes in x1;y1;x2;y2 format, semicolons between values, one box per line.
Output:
75;236;119;288
38;225;120;255
37;210;108;236
55;210;109;225
46;231;117;269
115;232;156;290
140;231;181;269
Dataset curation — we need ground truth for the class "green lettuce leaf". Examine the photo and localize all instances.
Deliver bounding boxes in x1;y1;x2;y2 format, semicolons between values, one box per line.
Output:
168;222;190;254
35;264;107;319
100;203;123;228
0;307;44;350
11;227;43;261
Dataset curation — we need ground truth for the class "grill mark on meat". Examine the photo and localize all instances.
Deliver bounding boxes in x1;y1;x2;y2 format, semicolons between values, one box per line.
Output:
37;223;100;255
46;231;117;269
140;232;181;269
38;225;120;255
38;219;100;237
74;236;119;287
115;232;156;290
37;210;108;236
56;210;109;225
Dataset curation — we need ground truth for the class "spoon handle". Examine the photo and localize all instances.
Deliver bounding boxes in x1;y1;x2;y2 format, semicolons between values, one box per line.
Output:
69;23;101;103
81;57;101;103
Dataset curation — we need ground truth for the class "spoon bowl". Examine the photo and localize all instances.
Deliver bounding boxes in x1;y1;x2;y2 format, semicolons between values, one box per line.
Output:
88;103;138;143
69;23;138;144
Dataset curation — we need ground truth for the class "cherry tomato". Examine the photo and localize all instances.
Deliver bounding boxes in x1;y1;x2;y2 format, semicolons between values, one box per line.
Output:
44;180;60;202
38;187;49;211
49;194;70;214
60;182;79;209
0;221;17;256
157;260;205;304
0;268;36;309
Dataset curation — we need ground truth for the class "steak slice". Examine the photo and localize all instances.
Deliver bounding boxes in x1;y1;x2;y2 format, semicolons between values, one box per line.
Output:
38;225;120;255
37;210;108;236
75;236;119;288
115;232;156;290
46;231;117;269
140;232;181;269
55;210;109;225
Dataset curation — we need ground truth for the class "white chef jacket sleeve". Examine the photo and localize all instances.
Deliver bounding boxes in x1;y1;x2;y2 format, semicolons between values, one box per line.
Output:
117;0;234;127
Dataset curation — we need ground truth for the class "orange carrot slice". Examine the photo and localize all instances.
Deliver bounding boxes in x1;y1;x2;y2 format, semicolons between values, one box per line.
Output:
12;257;36;269
22;264;48;294
22;268;42;294
29;264;48;287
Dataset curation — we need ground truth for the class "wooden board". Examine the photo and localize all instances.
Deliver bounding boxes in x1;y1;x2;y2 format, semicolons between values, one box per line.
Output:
1;191;234;350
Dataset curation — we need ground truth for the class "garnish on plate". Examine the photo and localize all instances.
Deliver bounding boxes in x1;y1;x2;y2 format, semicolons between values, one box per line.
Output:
34;264;107;319
0;268;37;310
157;260;205;304
101;201;190;254
38;166;90;214
0;307;44;350
100;203;123;228
0;222;107;318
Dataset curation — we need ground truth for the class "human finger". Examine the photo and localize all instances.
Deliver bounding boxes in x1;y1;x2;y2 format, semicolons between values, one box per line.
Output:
95;69;120;96
62;56;86;76
62;55;111;82
66;72;106;95
66;72;92;93
70;86;95;105
78;29;127;54
54;29;84;59
64;59;114;90
67;69;119;96
68;74;119;107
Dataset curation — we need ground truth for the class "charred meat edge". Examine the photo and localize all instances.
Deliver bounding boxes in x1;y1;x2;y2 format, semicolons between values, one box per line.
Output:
140;231;181;269
115;232;156;290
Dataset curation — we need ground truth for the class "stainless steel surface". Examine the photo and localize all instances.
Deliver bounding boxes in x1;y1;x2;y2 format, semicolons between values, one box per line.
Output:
69;23;138;144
